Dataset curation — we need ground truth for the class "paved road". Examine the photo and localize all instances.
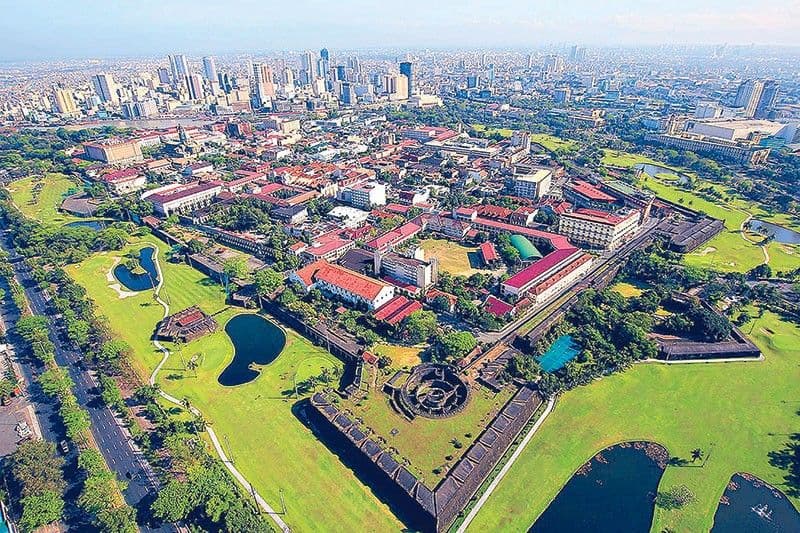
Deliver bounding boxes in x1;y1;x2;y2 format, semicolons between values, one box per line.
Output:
1;234;171;532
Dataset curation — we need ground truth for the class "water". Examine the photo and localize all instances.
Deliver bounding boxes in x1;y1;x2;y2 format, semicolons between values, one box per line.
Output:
217;314;286;387
530;442;667;533
538;335;580;372
711;473;800;532
65;219;107;231
113;247;159;291
749;220;800;245
635;163;692;185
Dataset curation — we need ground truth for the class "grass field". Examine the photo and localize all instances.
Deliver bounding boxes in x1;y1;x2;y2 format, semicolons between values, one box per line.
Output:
468;309;800;532
373;343;424;368
470;123;514;138
529;133;579;153
6;173;83;225
66;235;405;532
611;281;644;298
601;149;673;170
420;238;496;277
340;384;514;482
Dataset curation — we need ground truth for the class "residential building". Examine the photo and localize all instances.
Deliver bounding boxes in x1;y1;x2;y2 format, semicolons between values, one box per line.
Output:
342;181;387;209
53;88;78;116
92;73;119;104
374;251;437;289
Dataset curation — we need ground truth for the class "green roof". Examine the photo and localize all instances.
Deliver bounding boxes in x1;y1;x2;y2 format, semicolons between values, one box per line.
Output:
510;234;542;260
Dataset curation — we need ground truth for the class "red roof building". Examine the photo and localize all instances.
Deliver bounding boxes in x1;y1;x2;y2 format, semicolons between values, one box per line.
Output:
479;242;500;264
373;295;423;326
289;260;395;310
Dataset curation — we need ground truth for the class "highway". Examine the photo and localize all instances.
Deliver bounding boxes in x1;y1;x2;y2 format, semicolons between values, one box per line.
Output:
1;232;171;532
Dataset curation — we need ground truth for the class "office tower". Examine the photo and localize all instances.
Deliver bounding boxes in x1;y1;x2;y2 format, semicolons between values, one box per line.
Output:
301;51;316;83
282;67;295;87
157;67;171;85
251;63;275;108
466;75;479;89
569;45;578;61
320;48;330;62
527;54;535;68
399;61;414;95
134;100;158;117
755;80;779;119
734;79;765;117
169;54;189;82
340;82;355;105
185;74;203;100
202;56;218;82
487;63;495;87
53;87;77;115
335;65;347;82
542;55;564;75
576;47;586;62
218;72;231;93
480;53;487;67
320;48;330;84
92;73;119;104
347;56;361;73
553;87;571;104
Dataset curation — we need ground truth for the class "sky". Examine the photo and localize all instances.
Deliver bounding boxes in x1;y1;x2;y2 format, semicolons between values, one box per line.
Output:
1;0;799;60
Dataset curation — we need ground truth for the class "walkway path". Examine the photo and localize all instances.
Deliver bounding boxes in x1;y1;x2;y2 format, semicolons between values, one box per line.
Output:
147;248;291;533
739;214;770;265
456;397;555;533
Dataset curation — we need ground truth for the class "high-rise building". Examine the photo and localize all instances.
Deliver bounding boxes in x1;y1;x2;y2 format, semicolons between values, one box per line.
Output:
553;87;571;104
466;75;479;89
92;73;119;104
399;61;414;95
340;82;355;105
157;67;171;85
542;55;564;75
53;87;78;115
734;79;766;117
185;74;203;100
301;51;316;84
755;80;779;119
202;56;217;82
347;56;361;73
169;54;189;83
251;63;275;108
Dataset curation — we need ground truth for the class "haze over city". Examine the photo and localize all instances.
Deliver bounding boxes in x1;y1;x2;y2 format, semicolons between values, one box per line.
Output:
2;0;800;60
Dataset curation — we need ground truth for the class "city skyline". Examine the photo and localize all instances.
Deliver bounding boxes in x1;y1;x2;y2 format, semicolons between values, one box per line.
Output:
1;0;799;61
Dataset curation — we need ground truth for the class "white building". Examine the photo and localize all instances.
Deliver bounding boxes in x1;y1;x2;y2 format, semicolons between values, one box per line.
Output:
290;260;395;310
341;181;387;209
557;208;640;250
143;181;222;216
513;167;552;199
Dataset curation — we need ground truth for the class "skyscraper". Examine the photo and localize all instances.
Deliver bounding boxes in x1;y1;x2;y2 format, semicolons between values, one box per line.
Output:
251;63;275;108
301;51;316;84
53;87;77;115
399;61;414;95
755;80;779;119
92;73;119;104
185;74;203;101
169;54;189;82
202;56;217;82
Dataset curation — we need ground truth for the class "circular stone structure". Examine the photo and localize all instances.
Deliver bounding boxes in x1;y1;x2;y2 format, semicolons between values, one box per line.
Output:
398;363;470;419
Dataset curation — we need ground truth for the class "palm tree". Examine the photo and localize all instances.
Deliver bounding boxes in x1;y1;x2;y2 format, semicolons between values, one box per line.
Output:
691;448;703;463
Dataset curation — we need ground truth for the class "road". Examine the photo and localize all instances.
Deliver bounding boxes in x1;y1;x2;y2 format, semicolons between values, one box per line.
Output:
1;233;171;532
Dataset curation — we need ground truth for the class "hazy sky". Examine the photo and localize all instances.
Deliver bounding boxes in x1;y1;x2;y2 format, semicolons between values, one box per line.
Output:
1;0;799;60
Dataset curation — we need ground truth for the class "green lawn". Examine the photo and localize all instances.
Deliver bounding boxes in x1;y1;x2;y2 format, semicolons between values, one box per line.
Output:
373;343;424;368
340;384;514;482
611;281;644;298
468;310;800;532
470;124;514;138
6;173;84;225
420;238;495;277
529;133;578;153
66;235;405;532
601;149;674;170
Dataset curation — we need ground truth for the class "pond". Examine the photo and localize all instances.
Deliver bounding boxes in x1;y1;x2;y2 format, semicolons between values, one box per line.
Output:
113;247;159;291
748;220;800;245
217;314;286;387
635;163;692;185
711;473;800;532
538;335;580;372
530;442;668;533
65;219;108;231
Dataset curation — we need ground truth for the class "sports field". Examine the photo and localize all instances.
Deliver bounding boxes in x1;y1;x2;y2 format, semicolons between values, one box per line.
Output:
66;234;405;531
420;238;497;277
468;310;800;532
6;173;83;225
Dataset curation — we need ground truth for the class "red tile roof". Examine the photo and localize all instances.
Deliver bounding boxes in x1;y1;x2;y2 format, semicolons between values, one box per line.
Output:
373;295;423;326
563;208;634;225
365;221;421;251
479;241;499;263
503;248;580;290
100;167;140;183
294;260;389;300
484;295;514;317
566;180;616;202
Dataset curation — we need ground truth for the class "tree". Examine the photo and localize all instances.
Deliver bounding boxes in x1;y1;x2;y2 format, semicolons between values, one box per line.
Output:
38;367;74;399
401;310;438;343
505;354;542;382
78;471;119;516
691;448;704;463
186;238;206;255
151;480;193;522
656;484;695;509
96;505;137;533
438;331;478;361
253;267;283;298
97;339;132;372
19;491;64;532
9;440;66;497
